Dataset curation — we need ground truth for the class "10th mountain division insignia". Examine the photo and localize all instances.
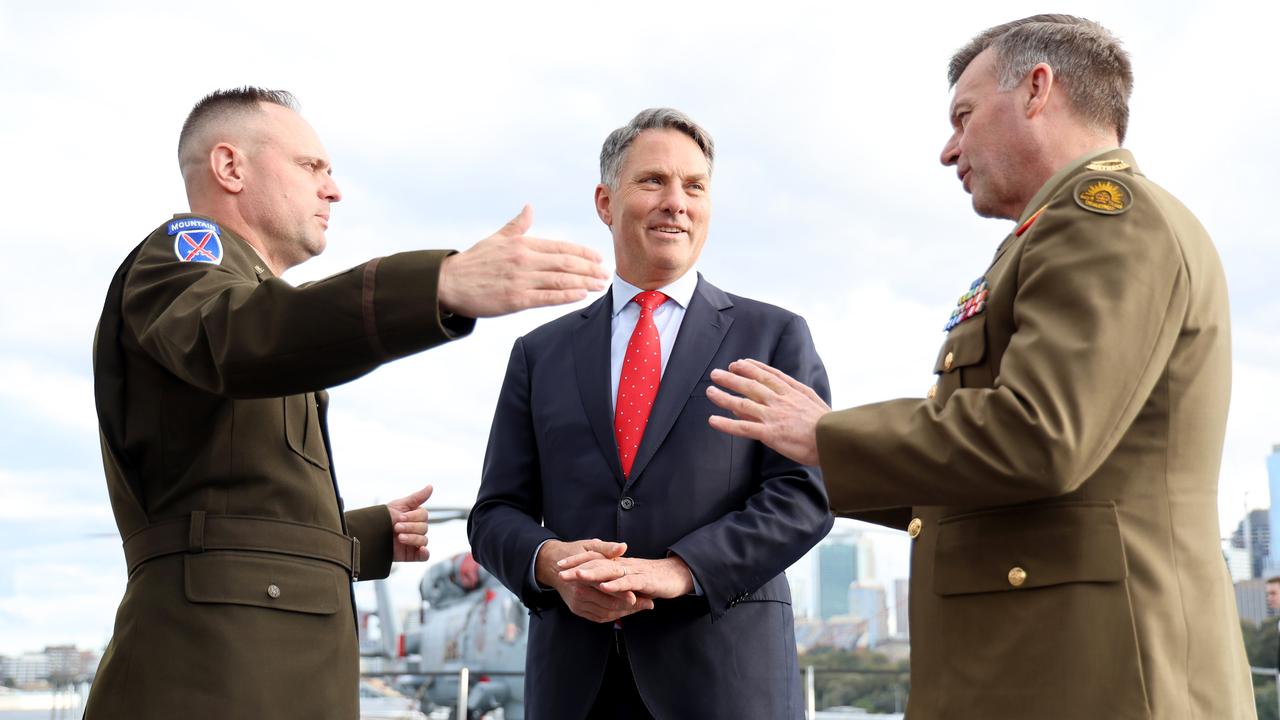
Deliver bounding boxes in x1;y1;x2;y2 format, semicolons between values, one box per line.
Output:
1073;175;1132;215
167;218;224;264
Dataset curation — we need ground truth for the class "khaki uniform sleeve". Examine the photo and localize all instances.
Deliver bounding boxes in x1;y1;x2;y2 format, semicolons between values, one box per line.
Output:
345;505;394;581
818;176;1188;511
122;234;474;398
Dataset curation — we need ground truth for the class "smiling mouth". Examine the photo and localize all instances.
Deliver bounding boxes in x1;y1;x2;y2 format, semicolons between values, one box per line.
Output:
650;225;687;235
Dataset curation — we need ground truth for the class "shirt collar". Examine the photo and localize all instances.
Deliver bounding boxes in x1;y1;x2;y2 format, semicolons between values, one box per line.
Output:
611;268;699;317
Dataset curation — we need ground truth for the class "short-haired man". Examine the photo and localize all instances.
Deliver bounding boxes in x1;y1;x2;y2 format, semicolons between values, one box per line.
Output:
468;108;833;719
708;16;1255;718
87;87;607;719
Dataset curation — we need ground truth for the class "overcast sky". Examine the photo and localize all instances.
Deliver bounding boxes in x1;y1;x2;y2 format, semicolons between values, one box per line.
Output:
1;1;1276;655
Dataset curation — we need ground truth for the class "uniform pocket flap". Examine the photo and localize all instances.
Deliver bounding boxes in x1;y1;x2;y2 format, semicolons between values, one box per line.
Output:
934;501;1127;596
185;551;343;615
933;313;987;373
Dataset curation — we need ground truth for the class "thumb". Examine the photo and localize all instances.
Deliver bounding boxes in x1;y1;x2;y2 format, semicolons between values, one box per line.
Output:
400;484;434;510
499;204;533;237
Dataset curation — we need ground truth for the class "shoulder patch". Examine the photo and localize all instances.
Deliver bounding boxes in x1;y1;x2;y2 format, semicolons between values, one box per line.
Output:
1073;176;1132;216
1085;158;1131;172
167;218;223;265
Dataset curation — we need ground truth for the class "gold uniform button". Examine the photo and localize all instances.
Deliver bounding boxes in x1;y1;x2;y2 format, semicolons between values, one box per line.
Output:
1007;567;1027;588
267;584;281;599
943;351;955;371
907;517;923;539
927;384;938;399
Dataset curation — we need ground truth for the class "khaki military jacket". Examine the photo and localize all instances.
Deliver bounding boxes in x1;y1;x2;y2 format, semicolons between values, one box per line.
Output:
86;215;473;719
817;150;1255;719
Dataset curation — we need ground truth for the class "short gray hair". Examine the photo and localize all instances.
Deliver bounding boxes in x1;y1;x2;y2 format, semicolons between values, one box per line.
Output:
178;86;298;163
599;108;715;189
948;15;1133;144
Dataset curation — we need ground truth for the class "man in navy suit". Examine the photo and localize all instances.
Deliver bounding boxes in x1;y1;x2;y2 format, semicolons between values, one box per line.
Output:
467;108;833;720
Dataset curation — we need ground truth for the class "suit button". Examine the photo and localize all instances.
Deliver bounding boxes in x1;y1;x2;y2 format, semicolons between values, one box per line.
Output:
620;497;635;511
943;351;955;371
926;384;938;400
267;584;281;599
907;517;923;539
1008;567;1027;588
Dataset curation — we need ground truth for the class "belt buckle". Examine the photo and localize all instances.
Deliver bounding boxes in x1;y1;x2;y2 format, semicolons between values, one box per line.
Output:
350;536;361;580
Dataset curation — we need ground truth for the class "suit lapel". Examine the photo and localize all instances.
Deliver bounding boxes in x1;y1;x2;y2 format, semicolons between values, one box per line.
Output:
573;290;626;486
625;276;734;488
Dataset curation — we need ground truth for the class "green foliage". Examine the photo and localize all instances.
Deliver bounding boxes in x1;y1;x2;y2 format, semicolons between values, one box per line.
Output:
1238;620;1279;720
802;648;910;714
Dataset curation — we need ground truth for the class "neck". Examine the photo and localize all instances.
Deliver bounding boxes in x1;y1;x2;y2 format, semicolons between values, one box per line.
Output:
188;198;285;275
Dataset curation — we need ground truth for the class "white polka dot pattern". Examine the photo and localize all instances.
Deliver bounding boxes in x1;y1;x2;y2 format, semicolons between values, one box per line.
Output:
614;290;668;477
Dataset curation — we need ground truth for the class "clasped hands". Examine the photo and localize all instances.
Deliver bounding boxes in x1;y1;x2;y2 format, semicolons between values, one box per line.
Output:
536;539;694;624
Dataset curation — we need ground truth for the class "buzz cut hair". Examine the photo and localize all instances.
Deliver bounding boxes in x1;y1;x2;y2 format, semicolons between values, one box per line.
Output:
947;15;1134;144
1267;576;1280;585
599;108;715;190
177;86;298;163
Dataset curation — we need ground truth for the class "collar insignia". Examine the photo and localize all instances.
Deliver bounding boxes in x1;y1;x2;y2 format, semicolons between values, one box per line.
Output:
1085;158;1131;172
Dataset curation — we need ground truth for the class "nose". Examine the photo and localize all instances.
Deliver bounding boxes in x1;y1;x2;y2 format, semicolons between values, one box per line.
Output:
321;174;342;203
940;131;960;167
658;183;687;215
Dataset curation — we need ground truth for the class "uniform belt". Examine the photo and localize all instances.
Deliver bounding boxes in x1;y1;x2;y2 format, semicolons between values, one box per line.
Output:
122;511;361;579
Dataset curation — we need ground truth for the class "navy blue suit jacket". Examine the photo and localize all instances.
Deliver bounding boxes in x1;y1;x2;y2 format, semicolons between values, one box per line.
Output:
467;275;833;720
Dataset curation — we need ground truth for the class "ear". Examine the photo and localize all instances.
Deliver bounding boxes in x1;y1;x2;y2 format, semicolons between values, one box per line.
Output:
1025;62;1055;119
209;142;245;193
594;183;613;226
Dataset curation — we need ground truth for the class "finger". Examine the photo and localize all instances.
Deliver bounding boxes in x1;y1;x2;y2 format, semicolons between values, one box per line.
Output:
722;360;790;397
523;236;606;267
394;522;428;535
557;550;610;570
560;562;625;584
507;288;593;311
707;367;775;405
579;539;627;558
707;413;768;442
393;484;434;513
520;270;610;293
397;532;427;547
704;385;766;422
498;204;534;237
737;359;829;406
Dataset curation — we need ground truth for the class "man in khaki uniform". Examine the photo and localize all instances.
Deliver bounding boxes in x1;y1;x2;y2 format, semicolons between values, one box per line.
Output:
707;15;1255;719
87;87;607;719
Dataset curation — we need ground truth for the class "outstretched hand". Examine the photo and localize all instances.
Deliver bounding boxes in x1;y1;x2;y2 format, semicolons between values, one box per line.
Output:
387;484;433;562
706;358;831;466
437;205;609;318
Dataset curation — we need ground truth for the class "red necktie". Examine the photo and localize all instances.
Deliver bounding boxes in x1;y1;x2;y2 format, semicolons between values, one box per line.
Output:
615;290;669;478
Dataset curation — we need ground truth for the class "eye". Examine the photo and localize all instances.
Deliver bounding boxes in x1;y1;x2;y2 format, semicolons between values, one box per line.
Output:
687;182;705;192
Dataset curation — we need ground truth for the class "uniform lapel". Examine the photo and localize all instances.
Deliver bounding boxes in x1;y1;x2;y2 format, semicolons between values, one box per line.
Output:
572;291;626;486
624;275;733;488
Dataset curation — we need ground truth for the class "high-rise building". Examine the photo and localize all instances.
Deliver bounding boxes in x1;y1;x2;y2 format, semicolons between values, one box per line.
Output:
848;583;889;648
817;541;856;620
1235;579;1272;626
813;532;876;620
1231;509;1269;578
1269;445;1280;571
894;578;910;639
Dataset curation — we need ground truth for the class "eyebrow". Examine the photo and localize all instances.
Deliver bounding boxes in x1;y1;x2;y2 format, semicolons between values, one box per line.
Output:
299;156;333;173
